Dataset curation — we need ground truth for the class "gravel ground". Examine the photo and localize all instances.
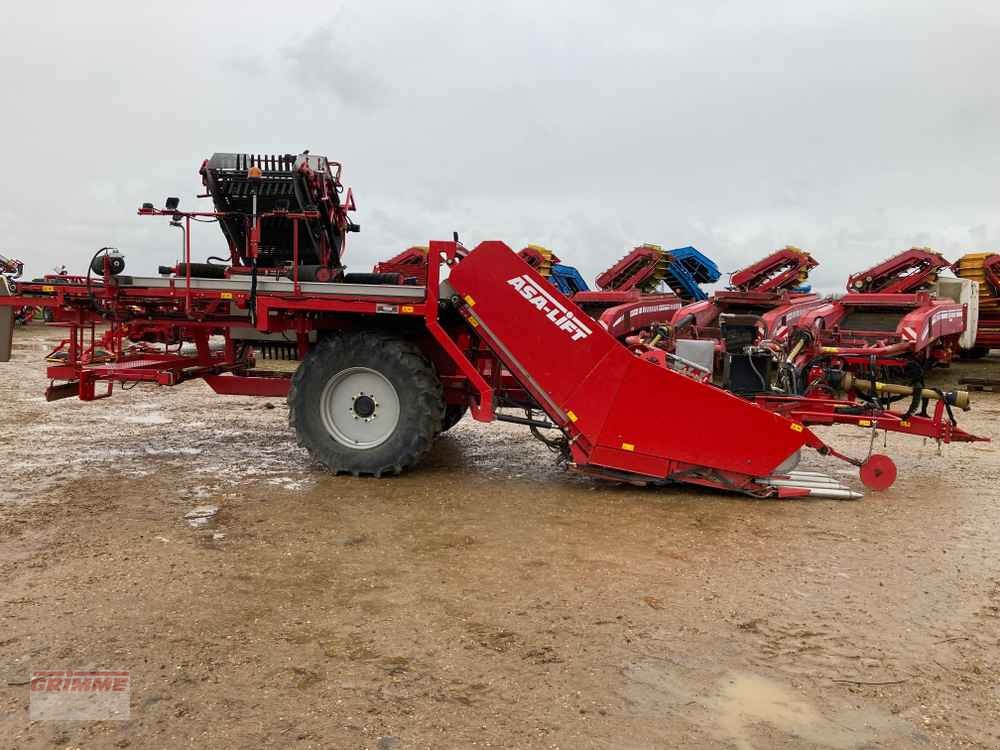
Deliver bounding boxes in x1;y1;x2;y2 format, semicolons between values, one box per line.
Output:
1;324;998;749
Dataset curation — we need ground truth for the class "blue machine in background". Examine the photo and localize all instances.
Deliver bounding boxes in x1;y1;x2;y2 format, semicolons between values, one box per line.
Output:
519;243;720;301
659;246;721;302
547;263;591;295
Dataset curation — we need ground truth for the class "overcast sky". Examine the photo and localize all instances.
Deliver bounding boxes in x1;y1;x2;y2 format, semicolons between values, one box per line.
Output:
1;0;998;292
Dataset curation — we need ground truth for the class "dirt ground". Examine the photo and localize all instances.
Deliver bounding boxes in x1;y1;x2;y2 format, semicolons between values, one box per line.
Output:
0;324;998;749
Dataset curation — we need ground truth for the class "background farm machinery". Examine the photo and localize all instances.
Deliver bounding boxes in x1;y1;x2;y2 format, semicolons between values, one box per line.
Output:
623;246;977;402
0;151;986;499
617;246;827;393
776;248;974;399
952;252;1000;358
515;245;590;297
519;242;721;340
664;245;821;342
373;246;433;286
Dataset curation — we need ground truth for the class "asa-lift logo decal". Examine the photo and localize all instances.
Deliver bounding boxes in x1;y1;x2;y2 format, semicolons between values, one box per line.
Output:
506;275;593;341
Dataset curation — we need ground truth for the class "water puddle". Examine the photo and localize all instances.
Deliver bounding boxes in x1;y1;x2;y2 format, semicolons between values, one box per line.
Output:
714;672;871;749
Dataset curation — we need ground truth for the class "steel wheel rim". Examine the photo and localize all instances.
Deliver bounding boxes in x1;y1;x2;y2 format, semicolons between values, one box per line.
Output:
320;367;400;449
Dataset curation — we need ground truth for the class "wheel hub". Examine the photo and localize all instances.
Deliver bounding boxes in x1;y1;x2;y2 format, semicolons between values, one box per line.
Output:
319;367;400;449
352;393;377;420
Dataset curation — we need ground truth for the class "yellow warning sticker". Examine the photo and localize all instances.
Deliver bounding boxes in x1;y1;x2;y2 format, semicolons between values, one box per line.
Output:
220;292;233;300
858;419;872;427
468;317;479;328
566;410;578;423
42;285;55;292
790;423;804;432
463;295;476;307
401;305;414;313
900;420;910;427
621;442;635;452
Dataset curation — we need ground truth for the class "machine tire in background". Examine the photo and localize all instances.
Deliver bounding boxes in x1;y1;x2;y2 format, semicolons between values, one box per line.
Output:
440;404;468;432
288;331;444;476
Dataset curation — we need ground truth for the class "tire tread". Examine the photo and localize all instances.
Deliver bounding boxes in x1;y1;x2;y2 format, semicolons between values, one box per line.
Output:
288;331;444;476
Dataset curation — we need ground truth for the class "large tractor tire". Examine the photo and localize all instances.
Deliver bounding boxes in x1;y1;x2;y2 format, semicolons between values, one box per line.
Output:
288;331;444;476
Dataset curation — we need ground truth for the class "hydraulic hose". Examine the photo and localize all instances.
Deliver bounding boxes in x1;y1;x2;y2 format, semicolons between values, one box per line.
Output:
838;372;970;411
818;341;913;357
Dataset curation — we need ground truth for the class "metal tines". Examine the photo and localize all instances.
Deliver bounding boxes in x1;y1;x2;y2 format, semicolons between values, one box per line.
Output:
761;470;863;500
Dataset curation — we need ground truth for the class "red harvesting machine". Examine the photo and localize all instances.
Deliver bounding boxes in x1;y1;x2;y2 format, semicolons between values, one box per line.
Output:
782;249;971;394
0;152;985;499
667;246;822;344
572;243;684;338
628;247;825;388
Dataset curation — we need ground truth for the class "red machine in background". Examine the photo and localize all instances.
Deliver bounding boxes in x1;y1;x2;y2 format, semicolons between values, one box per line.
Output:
569;243;689;338
952;252;1000;357
516;245;589;296
593;242;674;293
0;152;985;500
373;246;431;285
519;243;721;340
574;244;679;338
643;247;824;386
845;247;950;294
667;245;821;339
516;245;561;281
782;249;968;394
729;245;818;294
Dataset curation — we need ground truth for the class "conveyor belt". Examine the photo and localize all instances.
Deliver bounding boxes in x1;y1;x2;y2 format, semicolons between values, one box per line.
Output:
116;276;426;299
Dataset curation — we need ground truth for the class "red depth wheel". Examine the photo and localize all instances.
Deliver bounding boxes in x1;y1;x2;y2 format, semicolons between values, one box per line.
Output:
860;454;897;491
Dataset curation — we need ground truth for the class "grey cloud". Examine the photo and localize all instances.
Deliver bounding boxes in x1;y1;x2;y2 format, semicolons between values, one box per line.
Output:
279;19;391;111
0;0;998;293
